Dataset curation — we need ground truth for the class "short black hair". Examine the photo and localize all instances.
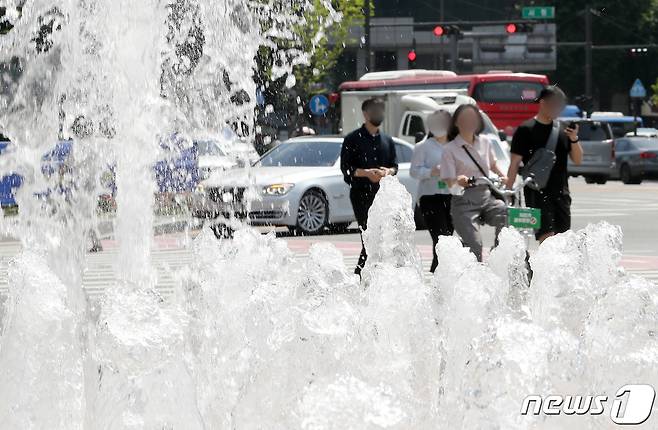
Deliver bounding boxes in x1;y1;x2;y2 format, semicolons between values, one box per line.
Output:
447;104;484;141
536;85;566;102
361;97;385;112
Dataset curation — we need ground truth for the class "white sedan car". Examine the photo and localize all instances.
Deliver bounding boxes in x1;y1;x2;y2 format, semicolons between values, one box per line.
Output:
191;136;420;235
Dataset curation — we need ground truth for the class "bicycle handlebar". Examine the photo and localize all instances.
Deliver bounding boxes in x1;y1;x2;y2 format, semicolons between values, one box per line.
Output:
468;176;535;198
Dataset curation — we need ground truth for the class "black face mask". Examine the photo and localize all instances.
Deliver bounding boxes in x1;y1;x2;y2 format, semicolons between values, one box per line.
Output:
368;114;384;127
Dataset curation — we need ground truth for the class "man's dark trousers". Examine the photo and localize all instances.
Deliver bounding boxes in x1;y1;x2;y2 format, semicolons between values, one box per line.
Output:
350;187;377;275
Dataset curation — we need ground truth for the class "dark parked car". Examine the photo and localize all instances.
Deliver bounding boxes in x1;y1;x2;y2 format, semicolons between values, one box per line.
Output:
612;137;658;184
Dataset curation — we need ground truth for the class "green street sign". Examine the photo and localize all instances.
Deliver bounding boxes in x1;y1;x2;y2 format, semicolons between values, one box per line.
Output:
522;6;555;20
508;207;542;230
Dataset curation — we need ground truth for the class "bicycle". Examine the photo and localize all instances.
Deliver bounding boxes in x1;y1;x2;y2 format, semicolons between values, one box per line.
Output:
465;175;541;249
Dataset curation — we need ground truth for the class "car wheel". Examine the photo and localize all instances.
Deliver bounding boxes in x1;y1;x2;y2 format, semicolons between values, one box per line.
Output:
296;189;328;235
620;164;642;185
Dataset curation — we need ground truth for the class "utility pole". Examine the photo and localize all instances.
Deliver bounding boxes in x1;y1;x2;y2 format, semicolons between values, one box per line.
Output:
585;4;593;99
364;1;373;73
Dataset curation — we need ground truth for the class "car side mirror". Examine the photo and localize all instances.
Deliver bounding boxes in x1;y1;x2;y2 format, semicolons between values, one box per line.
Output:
498;130;508;141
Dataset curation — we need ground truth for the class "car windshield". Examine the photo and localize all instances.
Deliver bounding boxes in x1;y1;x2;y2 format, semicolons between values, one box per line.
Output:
196;140;225;156
491;139;508;161
481;111;499;136
577;122;611;141
608;122;639;138
257;141;342;167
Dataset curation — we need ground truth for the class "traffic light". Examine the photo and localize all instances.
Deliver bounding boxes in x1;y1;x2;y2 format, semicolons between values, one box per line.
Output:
408;38;417;68
407;50;417;62
328;92;340;105
433;24;461;38
506;23;533;34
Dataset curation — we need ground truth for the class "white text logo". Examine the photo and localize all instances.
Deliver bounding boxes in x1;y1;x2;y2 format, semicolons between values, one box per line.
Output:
521;384;655;425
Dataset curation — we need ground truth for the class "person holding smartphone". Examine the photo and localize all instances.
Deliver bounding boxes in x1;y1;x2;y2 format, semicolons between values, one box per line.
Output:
506;86;584;243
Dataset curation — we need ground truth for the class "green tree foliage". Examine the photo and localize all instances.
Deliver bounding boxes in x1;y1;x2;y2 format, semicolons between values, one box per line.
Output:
292;0;367;97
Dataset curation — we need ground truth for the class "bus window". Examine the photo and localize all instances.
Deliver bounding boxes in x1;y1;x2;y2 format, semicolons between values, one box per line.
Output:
473;81;545;104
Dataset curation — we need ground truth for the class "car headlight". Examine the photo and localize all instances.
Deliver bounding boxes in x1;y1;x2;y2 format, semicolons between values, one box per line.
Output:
263;183;295;196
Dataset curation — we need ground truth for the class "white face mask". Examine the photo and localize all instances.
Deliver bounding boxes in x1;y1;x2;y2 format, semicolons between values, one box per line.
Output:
430;126;447;138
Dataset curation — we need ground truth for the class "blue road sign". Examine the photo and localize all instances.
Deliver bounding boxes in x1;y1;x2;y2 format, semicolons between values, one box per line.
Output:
630;79;647;99
309;94;330;116
256;88;265;106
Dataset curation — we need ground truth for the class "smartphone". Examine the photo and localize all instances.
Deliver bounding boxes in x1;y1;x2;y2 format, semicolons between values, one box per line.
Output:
567;121;577;130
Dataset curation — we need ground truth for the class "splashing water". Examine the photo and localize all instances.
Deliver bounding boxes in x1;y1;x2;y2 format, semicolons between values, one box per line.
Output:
0;2;657;430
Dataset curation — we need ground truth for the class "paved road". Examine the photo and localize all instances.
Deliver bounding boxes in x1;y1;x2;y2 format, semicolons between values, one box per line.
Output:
0;178;657;307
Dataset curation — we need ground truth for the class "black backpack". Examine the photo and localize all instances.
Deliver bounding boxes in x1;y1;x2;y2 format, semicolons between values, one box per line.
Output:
520;120;560;191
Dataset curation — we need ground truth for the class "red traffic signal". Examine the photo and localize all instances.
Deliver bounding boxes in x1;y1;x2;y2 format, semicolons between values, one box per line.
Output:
407;50;417;62
328;92;340;104
506;23;533;34
433;24;461;37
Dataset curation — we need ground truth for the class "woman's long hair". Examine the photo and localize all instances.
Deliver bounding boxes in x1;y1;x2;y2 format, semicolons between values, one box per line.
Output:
447;104;485;141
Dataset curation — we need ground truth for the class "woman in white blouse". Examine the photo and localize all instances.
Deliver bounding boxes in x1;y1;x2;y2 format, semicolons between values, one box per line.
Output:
410;110;454;272
440;104;508;262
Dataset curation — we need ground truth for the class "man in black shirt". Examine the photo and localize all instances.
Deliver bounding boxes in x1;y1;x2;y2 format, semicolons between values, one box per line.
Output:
506;86;583;242
340;97;398;276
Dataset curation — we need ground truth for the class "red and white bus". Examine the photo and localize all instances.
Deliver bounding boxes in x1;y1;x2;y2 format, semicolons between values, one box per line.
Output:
338;70;550;135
